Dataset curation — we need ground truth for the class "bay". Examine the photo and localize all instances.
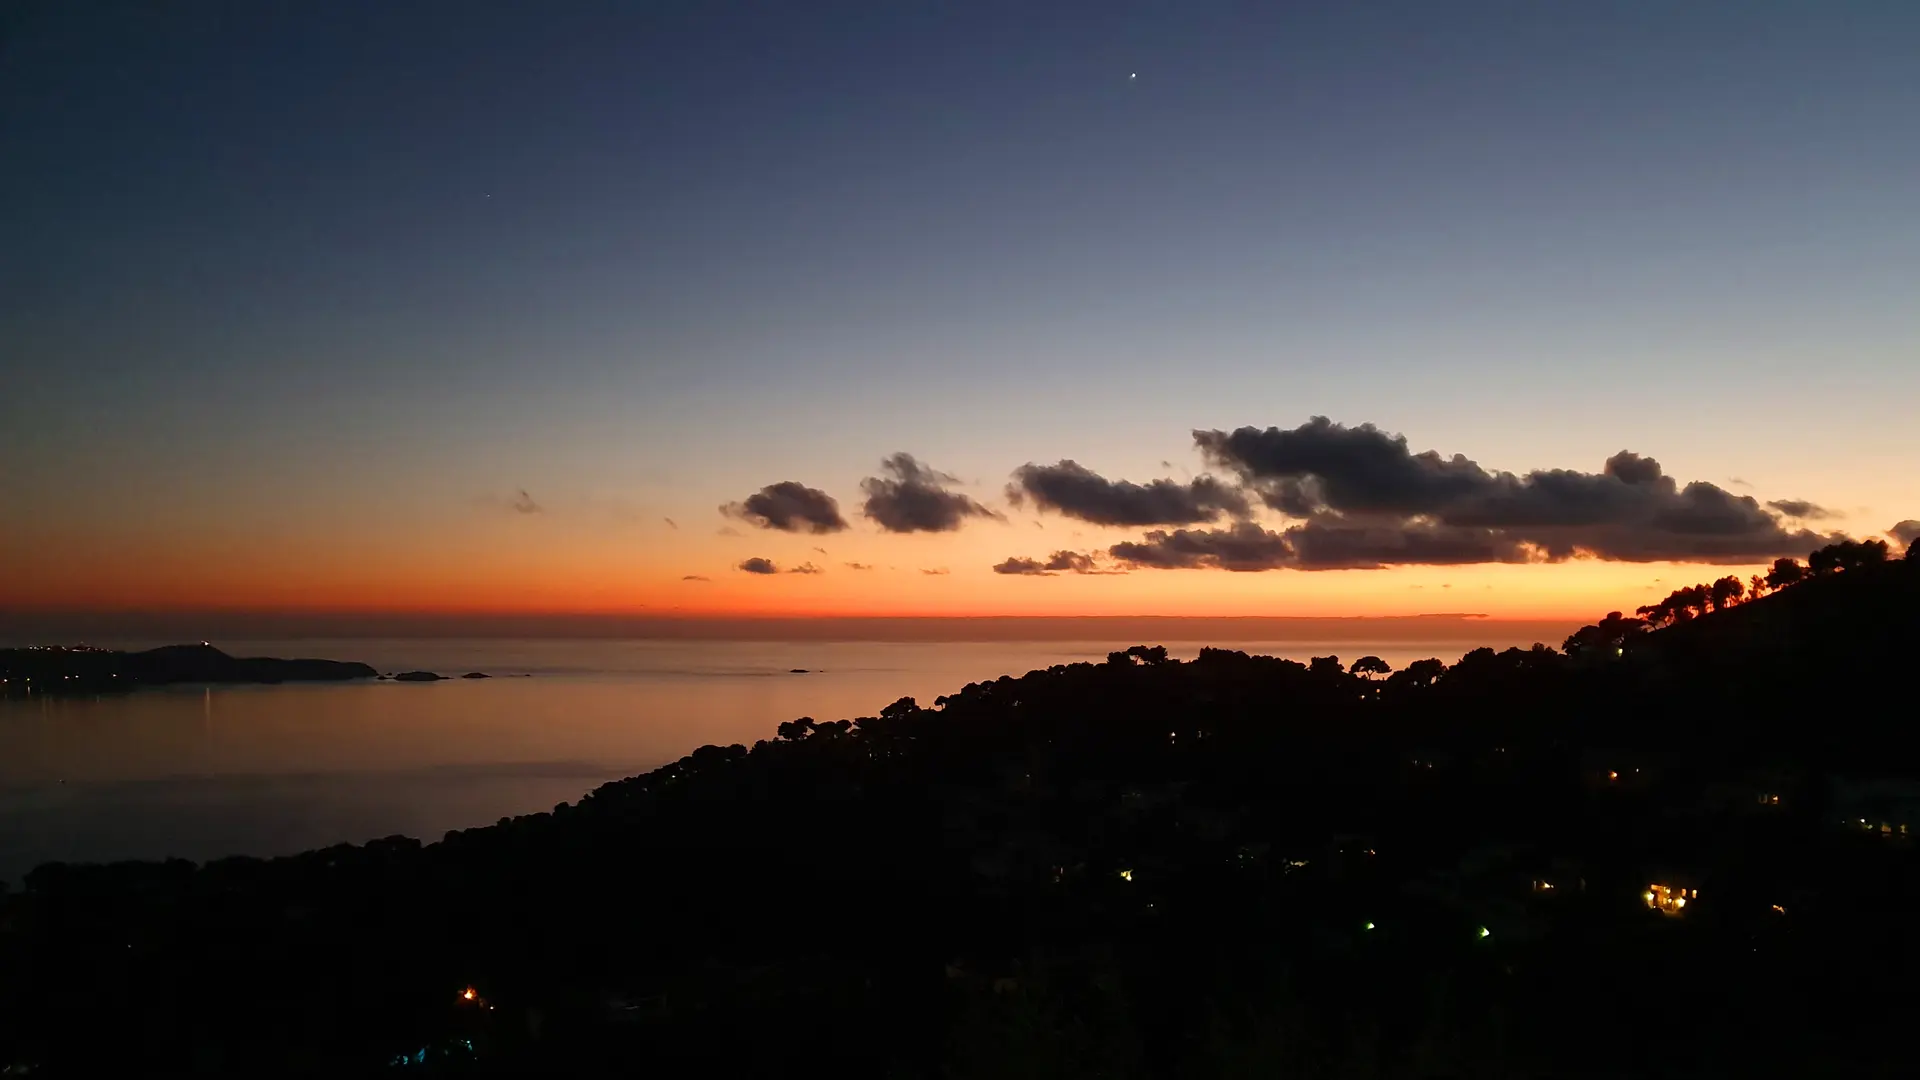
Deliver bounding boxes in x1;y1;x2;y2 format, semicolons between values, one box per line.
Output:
0;635;1534;877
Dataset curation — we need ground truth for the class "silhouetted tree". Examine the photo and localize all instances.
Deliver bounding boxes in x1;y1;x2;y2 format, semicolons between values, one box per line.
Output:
1674;584;1704;618
1637;584;1708;627
1393;657;1446;689
1710;575;1746;611
1809;538;1890;575
1563;611;1648;656
1765;558;1808;590
1348;655;1392;678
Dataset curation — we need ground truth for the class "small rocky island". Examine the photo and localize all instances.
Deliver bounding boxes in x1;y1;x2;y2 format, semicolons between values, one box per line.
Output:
0;643;376;698
391;670;445;682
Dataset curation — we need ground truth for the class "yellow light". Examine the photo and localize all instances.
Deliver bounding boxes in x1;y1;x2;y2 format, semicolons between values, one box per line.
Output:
462;988;476;1001
1119;869;1133;882
1608;771;1618;781
1771;904;1787;914
1643;891;1655;903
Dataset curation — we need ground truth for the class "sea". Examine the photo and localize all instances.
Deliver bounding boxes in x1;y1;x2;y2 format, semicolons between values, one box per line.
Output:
0;635;1533;879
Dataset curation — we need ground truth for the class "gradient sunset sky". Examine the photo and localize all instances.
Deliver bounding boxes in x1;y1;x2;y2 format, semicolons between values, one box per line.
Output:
4;1;1916;624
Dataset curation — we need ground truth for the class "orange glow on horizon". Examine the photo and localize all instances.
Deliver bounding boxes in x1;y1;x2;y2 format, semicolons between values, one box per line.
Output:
0;509;1814;626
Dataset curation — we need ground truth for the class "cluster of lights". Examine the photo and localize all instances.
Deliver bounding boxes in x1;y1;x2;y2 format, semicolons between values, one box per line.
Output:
1644;884;1696;915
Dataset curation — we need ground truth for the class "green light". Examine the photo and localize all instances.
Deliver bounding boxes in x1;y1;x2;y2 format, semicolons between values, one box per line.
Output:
1363;921;1375;931
1477;926;1491;939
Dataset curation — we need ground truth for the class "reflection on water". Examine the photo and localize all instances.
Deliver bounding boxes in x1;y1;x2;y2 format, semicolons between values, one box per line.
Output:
0;638;1515;876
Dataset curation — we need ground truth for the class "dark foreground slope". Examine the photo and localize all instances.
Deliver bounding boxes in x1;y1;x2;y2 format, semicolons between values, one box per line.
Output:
0;643;376;697
1;563;1917;1078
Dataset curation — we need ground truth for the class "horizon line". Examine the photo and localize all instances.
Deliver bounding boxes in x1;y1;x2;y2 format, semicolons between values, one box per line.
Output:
0;610;1581;646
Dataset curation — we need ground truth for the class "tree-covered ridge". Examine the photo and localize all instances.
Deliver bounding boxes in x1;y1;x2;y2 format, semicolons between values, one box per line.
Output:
0;542;1915;1077
1561;536;1902;656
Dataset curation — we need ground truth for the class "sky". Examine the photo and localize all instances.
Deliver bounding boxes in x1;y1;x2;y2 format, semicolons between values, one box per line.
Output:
3;0;1917;627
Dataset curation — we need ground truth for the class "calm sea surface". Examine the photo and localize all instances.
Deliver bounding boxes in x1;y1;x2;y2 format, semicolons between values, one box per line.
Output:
0;636;1519;878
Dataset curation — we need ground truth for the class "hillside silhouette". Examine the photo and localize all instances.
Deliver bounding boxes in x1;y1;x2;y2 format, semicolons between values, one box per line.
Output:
0;643;376;697
0;541;1916;1077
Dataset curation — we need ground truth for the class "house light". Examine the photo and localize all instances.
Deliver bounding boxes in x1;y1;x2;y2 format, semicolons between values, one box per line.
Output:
1608;771;1619;781
461;988;477;1001
1118;869;1133;882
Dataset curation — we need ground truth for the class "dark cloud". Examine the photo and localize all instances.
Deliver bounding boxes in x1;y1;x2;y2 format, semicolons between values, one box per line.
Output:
1007;460;1249;526
1195;419;1489;518
737;557;778;575
993;557;1050;576
1109;522;1522;573
1604;451;1664;486
1890;520;1920;546
921;567;950;576
1767;499;1838;520
663;517;678;530
717;526;742;537
1043;550;1101;573
789;562;823;575
860;453;1002;533
1283;522;1532;570
1192;418;1843;564
1110;522;1295;572
510;490;541;515
812;546;828;555
844;562;874;571
681;574;709;582
992;550;1112;576
722;482;848;534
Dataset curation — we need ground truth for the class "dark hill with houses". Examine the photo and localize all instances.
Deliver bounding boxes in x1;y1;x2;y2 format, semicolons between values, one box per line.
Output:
0;544;1916;1077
